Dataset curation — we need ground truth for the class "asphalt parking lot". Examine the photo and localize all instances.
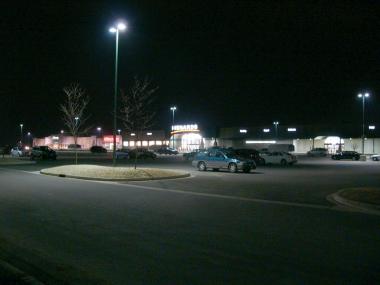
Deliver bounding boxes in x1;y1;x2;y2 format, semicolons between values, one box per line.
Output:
0;154;379;284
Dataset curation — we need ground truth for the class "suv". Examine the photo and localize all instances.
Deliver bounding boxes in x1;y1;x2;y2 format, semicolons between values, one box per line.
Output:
90;146;107;153
331;151;360;160
307;148;328;157
233;148;265;165
30;146;57;160
192;149;256;173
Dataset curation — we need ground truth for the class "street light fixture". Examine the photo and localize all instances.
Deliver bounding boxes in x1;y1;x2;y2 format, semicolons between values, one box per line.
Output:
357;92;370;154
170;106;177;148
109;21;127;166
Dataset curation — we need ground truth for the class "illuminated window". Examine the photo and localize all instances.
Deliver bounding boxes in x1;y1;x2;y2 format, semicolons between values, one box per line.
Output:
123;141;129;147
165;140;170;145
136;141;141;146
142;141;148;146
129;141;135;147
156;141;162;145
149;141;155;146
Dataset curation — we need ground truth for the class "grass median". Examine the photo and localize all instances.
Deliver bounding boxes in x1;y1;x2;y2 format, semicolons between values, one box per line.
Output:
40;164;190;181
0;157;35;165
339;188;380;206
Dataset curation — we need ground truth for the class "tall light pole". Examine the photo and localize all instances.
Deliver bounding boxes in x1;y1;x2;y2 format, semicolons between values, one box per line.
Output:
96;127;102;146
358;93;369;154
273;121;279;140
170;106;177;148
19;123;23;145
109;21;127;166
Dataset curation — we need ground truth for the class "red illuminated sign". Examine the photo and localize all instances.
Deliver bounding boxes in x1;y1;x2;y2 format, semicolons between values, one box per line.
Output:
103;135;121;143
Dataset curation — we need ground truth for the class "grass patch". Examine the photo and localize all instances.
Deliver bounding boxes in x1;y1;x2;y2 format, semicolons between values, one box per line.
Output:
339;188;380;205
0;157;34;165
41;164;189;181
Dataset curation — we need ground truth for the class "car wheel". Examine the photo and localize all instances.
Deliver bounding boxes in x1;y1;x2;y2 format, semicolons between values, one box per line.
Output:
243;166;251;173
280;159;287;166
198;162;207;171
228;163;238;173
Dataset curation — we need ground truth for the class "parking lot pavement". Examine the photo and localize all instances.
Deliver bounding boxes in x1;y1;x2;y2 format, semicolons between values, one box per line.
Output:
3;155;380;207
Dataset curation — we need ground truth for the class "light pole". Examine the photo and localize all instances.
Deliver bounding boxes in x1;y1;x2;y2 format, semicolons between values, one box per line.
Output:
27;132;31;146
170;106;177;149
273;121;279;139
358;93;369;154
19;123;23;145
369;125;375;153
109;21;127;166
96;127;102;146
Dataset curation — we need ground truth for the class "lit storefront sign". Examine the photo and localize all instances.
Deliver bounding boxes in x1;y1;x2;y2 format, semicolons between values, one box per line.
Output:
287;128;297;132
172;124;198;132
239;129;247;133
103;135;121;143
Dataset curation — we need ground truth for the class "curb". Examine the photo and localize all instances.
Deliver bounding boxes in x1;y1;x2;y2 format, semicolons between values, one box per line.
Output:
40;169;191;182
0;259;44;285
327;191;380;216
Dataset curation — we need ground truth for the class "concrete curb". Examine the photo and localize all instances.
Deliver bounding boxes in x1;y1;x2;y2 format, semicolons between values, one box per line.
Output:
0;259;44;285
40;169;191;182
327;190;380;216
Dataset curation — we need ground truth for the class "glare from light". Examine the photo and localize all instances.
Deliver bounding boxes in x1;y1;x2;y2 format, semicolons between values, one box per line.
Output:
60;130;64;134
263;128;270;133
27;132;31;136
287;128;296;132
369;125;375;130
273;121;279;125
20;124;23;127
74;117;79;120
246;140;276;144
24;146;30;150
325;136;343;145
131;133;136;136
239;129;247;133
117;23;127;30
170;106;177;111
365;93;370;97
109;27;117;33
147;132;152;136
358;93;362;98
97;127;102;131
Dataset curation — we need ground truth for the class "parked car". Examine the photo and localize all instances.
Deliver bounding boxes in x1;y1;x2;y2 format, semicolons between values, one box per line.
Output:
10;147;25;157
307;148;328;157
192;149;256;173
68;144;82;150
260;152;297;166
0;145;12;156
331;151;360;160
233;148;265;165
116;148;129;159
90;146;107;153
183;149;204;161
30;146;57;160
156;147;178;155
371;154;380;161
129;149;157;159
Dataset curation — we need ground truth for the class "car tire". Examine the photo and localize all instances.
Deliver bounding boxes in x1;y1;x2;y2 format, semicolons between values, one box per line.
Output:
280;159;287;166
198;162;207;171
243;167;251;173
228;163;238;173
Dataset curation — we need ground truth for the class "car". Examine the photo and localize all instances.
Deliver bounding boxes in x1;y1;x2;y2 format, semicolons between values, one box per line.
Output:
0;145;12;156
156;147;178;155
259;151;297;166
10;147;24;157
129;149;157;159
192;149;256;173
30;146;57;160
90;146;107;153
68;144;82;150
116;148;129;159
307;148;328;157
233;148;265;165
183;149;204;161
370;154;380;161
331;151;360;160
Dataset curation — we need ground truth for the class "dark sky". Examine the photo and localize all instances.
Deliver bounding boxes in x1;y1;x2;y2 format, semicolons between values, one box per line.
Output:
1;1;380;144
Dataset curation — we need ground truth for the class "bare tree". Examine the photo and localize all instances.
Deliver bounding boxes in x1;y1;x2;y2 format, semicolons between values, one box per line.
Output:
120;76;158;169
60;83;90;164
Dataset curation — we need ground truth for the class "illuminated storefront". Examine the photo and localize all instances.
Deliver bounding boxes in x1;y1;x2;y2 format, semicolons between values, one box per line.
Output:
171;124;204;152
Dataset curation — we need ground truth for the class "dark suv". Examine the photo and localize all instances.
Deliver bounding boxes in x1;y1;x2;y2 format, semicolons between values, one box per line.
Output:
30;146;57;160
233;148;265;165
331;151;360;160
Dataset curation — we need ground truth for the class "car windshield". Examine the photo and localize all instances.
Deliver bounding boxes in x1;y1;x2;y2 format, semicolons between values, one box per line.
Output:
225;151;238;159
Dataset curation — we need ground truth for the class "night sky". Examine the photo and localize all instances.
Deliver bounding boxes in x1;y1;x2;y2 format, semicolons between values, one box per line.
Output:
1;1;380;144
